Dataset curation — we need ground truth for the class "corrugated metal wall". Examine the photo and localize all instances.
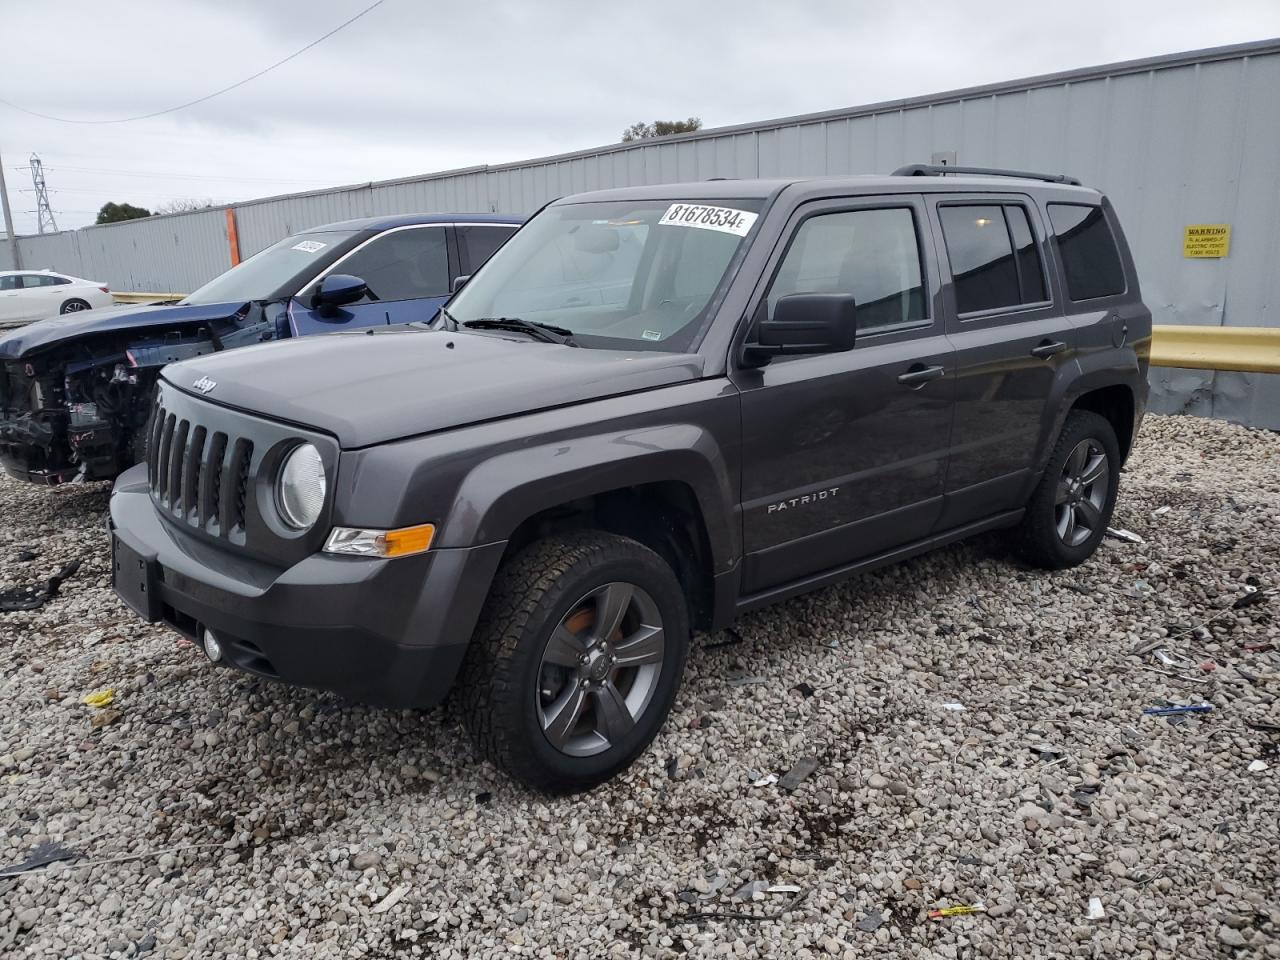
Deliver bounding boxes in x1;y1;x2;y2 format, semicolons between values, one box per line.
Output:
6;38;1278;425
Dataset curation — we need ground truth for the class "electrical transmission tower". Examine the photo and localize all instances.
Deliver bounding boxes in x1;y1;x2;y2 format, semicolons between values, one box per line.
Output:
29;154;57;234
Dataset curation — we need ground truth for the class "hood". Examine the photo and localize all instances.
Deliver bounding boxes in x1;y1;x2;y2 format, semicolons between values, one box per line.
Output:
0;300;248;359
165;327;705;448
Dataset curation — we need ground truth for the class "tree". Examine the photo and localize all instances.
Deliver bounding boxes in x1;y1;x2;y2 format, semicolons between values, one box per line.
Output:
96;202;152;224
621;117;703;142
155;198;215;216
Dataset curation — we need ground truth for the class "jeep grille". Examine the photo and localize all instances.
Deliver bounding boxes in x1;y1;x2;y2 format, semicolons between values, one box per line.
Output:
147;401;254;540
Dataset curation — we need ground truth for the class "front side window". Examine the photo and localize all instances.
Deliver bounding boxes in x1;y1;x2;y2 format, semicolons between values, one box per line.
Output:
1047;204;1126;301
0;276;18;291
183;230;358;306
330;226;449;302
766;207;926;331
939;204;1049;314
445;198;765;352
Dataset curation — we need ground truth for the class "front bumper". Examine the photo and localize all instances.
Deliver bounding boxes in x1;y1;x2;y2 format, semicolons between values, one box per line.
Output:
109;464;506;709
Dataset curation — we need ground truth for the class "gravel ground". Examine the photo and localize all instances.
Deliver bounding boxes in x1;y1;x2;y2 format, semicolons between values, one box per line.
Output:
1;413;1277;960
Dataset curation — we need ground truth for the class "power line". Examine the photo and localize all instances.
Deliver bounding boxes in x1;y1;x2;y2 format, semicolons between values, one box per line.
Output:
0;0;388;125
14;164;332;186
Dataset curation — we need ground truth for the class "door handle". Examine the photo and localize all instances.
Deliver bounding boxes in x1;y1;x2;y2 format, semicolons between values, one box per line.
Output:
897;363;945;387
1030;339;1068;359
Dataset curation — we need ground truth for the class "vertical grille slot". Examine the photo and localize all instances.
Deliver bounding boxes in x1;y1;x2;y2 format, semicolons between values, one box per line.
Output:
222;438;254;534
167;420;189;513
182;426;206;521
155;413;176;501
146;405;165;487
201;431;228;530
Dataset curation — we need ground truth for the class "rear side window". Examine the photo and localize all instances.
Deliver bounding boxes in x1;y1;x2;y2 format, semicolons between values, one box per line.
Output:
458;224;517;273
1048;204;1126;301
332;226;449;302
939;204;1048;314
23;274;67;287
767;207;926;331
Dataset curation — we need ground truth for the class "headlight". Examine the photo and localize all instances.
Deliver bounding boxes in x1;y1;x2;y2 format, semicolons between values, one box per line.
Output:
276;443;326;530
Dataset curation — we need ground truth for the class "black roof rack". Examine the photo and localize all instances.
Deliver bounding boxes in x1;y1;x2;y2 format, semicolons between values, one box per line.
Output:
892;163;1082;187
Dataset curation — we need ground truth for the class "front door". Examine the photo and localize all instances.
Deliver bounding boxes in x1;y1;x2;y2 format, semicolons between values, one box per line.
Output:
733;197;955;595
929;196;1078;528
289;224;453;335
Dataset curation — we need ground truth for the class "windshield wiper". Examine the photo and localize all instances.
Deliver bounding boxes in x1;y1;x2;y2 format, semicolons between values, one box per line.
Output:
462;317;577;346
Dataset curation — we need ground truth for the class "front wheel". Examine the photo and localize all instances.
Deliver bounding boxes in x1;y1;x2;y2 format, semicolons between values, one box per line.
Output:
1014;410;1121;569
459;532;689;793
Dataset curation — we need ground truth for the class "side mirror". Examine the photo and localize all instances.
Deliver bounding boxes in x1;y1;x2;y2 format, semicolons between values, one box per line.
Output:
744;293;857;364
451;275;471;294
311;274;368;310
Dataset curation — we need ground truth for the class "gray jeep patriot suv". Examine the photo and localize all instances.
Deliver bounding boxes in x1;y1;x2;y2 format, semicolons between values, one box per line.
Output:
110;166;1151;792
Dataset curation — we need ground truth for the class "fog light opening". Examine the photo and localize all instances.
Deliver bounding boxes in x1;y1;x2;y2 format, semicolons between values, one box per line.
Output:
202;629;224;664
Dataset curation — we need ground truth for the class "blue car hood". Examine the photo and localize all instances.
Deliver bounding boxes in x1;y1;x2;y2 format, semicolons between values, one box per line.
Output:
0;300;249;360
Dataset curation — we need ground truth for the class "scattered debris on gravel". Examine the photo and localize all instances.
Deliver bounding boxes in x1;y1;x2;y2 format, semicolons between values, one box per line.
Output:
1;413;1277;958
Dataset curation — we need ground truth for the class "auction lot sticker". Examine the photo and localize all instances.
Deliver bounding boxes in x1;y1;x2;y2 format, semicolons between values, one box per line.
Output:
291;240;328;253
658;203;758;237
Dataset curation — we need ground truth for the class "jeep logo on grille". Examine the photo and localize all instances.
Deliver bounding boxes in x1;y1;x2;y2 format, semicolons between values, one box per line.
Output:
192;376;217;395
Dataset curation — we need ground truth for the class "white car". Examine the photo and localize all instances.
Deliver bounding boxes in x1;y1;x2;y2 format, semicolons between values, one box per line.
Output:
0;270;114;325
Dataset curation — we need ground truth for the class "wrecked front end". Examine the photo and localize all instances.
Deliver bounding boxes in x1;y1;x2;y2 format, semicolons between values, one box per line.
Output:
0;304;284;485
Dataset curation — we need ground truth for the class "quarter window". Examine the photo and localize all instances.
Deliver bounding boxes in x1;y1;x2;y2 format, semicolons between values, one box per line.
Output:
767;207;926;331
939;204;1048;314
458;225;517;274
330;226;449;303
1047;204;1126;301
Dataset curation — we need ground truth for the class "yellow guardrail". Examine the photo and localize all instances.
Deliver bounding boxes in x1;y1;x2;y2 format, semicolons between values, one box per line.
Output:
1151;324;1280;374
111;292;185;304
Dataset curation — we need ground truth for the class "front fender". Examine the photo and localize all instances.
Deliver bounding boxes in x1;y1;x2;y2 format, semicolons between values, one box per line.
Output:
444;422;739;574
333;381;743;574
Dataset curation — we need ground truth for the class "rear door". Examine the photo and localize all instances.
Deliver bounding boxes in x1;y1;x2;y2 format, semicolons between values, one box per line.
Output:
21;274;68;316
289;224;454;333
732;195;955;594
928;195;1076;529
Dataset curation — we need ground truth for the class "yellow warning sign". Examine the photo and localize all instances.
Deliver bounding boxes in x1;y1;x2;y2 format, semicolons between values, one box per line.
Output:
1183;224;1230;258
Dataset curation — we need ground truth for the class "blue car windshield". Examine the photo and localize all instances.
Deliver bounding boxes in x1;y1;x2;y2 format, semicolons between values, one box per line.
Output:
444;198;765;352
182;231;357;306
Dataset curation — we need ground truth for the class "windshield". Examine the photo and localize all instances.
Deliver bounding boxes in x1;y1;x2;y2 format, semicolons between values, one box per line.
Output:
444;198;765;351
182;230;357;306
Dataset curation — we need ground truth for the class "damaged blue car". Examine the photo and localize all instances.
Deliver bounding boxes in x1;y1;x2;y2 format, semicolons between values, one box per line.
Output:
0;213;520;484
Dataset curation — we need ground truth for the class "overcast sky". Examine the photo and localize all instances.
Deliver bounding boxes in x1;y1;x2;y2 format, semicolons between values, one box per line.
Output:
2;0;1278;233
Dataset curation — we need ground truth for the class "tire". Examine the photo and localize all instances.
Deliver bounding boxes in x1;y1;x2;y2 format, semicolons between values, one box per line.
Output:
459;532;689;794
1015;410;1121;569
60;298;92;314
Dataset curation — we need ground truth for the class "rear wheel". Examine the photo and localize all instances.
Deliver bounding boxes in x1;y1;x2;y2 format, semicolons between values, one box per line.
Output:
60;298;92;314
1015;410;1120;569
459;532;689;793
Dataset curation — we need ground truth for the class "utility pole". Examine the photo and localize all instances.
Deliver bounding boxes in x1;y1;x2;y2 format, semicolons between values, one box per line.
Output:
0;147;21;269
30;154;57;234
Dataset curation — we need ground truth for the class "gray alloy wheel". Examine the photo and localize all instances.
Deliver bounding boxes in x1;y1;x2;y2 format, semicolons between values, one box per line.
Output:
60;298;92;313
1055;438;1109;547
536;581;665;758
